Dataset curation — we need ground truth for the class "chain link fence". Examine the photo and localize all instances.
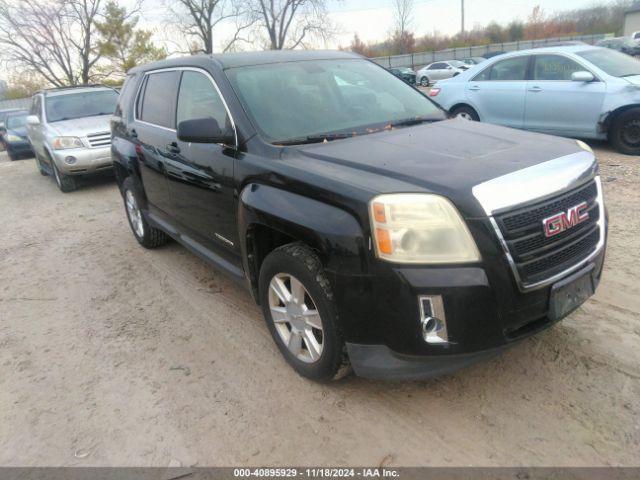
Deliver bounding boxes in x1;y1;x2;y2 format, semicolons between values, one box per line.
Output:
0;98;31;110
371;33;614;69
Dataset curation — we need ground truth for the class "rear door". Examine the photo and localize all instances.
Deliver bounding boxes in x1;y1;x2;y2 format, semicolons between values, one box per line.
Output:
524;54;606;137
465;55;530;128
163;69;240;265
133;70;181;215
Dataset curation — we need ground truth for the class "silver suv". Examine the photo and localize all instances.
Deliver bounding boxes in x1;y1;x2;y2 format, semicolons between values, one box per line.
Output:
26;85;119;192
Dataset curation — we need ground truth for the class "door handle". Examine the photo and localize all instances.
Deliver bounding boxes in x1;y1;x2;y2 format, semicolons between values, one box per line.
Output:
166;142;181;154
469;85;480;91
528;86;542;92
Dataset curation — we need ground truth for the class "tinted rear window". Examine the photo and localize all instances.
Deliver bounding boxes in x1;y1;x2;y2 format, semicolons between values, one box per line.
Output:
139;71;180;128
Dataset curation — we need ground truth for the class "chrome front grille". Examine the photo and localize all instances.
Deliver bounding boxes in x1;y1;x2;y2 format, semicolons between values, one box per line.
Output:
86;131;111;148
493;179;602;288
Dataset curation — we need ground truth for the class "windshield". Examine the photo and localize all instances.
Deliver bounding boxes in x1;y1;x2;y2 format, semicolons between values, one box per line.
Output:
225;59;443;144
577;49;640;77
450;60;466;67
6;114;27;129
45;89;119;122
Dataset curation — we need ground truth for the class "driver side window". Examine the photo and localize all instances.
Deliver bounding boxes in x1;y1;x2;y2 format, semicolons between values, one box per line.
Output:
176;71;229;130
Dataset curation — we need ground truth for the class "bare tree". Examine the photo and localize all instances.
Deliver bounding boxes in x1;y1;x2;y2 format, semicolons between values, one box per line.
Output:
171;0;254;54
249;0;332;50
0;0;107;86
392;0;414;54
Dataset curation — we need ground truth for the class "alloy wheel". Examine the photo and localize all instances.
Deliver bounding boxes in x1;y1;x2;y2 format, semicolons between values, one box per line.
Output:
125;190;145;238
268;273;324;363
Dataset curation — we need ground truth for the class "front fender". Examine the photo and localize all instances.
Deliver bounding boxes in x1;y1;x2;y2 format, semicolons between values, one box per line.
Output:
238;183;367;276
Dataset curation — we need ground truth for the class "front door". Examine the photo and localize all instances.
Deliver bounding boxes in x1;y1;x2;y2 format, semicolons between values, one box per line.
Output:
524;54;606;137
466;55;530;128
164;69;239;266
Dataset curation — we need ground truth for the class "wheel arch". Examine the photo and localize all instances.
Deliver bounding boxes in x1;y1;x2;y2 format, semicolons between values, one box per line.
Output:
449;103;480;120
238;183;366;303
600;104;640;135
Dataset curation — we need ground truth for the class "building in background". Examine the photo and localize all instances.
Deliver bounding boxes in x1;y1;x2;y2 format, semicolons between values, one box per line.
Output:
624;2;640;36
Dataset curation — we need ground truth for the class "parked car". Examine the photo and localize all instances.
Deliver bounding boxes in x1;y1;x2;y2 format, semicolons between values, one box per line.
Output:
595;37;640;56
112;51;607;381
388;67;417;85
461;57;486;66
430;45;640;154
0;108;21;151
416;60;468;86
26;85;119;192
1;110;33;160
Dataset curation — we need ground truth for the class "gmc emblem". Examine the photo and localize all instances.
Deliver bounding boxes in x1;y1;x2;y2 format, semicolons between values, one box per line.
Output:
542;202;589;238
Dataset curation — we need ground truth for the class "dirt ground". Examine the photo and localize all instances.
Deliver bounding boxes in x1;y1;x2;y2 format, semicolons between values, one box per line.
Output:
0;142;638;468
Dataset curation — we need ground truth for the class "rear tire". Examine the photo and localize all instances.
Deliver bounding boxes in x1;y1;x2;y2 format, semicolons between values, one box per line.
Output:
420;76;430;87
51;158;77;192
609;108;640;155
122;177;168;249
451;105;480;121
259;242;350;382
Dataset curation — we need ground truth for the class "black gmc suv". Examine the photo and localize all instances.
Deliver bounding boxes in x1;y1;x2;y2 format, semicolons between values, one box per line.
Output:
111;51;607;381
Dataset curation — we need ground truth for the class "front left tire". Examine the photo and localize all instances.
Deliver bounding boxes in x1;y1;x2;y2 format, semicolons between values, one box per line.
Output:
51;157;77;192
259;242;350;382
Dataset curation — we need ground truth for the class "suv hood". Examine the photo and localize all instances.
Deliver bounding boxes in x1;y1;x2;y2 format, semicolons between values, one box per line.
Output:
289;119;588;218
47;114;111;137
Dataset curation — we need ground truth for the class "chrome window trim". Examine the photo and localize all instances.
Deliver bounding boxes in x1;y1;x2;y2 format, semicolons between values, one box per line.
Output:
473;152;604;292
133;66;238;148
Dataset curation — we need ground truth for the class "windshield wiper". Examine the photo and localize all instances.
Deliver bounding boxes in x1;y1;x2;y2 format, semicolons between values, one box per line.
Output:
274;132;355;146
389;117;440;128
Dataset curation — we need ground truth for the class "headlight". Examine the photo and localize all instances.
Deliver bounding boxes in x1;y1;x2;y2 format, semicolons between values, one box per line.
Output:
52;136;84;150
576;139;593;154
5;134;21;142
369;193;481;264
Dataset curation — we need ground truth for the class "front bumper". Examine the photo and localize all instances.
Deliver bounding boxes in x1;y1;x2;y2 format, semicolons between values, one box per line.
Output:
329;237;606;380
347;342;515;380
50;145;112;175
6;141;33;156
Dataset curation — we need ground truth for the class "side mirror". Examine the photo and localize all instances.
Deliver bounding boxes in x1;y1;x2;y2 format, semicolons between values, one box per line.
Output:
177;117;234;145
571;71;595;82
26;115;40;126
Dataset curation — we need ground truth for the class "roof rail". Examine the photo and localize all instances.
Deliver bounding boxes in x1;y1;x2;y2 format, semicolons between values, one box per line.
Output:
37;84;116;96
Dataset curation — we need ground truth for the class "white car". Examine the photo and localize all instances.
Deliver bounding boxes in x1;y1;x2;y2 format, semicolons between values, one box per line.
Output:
416;60;468;87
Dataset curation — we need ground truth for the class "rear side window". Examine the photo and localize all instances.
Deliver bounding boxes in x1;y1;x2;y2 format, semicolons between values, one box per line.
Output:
533;55;584;81
429;63;447;70
139;71;180;128
115;74;138;119
176;71;229;130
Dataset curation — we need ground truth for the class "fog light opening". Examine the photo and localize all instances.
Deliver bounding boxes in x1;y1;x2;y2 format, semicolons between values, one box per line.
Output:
64;156;77;165
419;295;449;344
